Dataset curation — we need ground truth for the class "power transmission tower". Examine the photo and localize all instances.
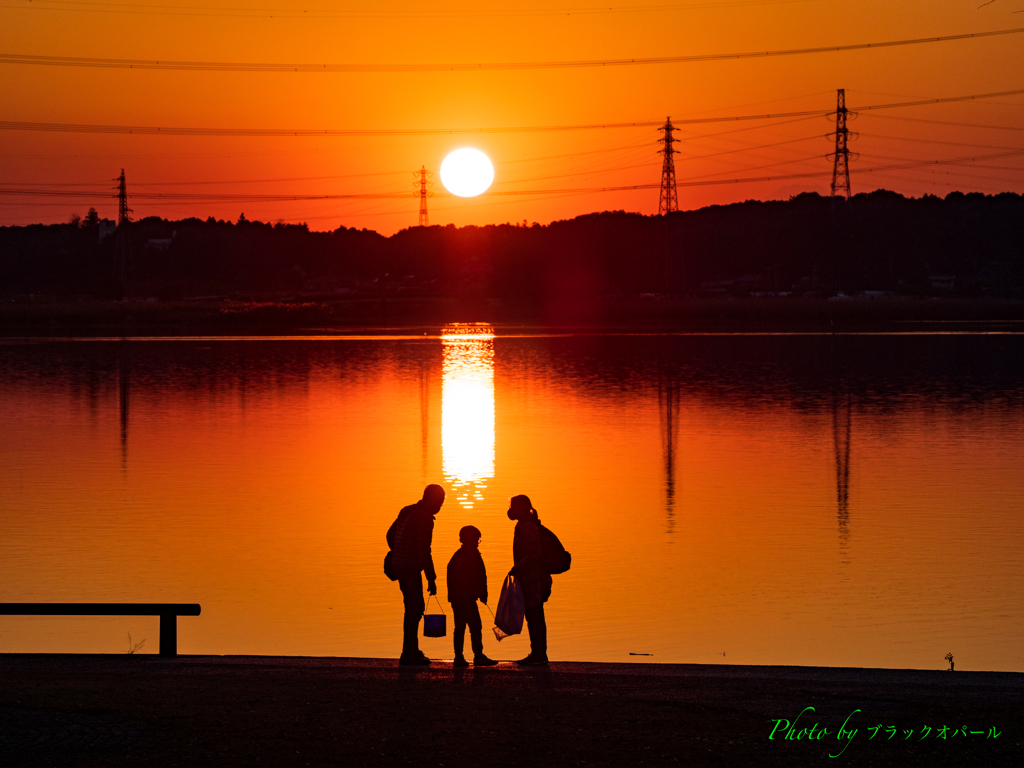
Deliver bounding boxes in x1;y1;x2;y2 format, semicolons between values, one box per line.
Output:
829;89;853;203
115;168;133;295
658;117;678;215
416;165;433;226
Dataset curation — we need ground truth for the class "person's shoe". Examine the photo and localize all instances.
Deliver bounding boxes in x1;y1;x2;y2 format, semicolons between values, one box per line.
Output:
515;653;548;666
473;654;498;666
399;653;431;666
453;655;469;667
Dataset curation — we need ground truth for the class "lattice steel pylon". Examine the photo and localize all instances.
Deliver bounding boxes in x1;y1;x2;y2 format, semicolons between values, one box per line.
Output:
117;168;131;227
115;168;133;294
829;89;853;202
416;165;433;226
658;117;679;215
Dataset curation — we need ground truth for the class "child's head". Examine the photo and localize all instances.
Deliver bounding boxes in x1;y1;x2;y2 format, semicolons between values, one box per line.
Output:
459;525;482;547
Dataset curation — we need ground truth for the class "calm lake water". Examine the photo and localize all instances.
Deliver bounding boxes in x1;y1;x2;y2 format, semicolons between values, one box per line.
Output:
2;330;1023;671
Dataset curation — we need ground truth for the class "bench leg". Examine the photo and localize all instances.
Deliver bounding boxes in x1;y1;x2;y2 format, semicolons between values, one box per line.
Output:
159;614;177;657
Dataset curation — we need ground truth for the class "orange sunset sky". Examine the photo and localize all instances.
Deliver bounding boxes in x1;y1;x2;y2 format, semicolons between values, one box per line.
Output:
1;0;1022;234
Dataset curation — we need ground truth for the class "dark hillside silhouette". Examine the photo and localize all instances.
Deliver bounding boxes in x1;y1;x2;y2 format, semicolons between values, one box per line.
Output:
2;191;1022;301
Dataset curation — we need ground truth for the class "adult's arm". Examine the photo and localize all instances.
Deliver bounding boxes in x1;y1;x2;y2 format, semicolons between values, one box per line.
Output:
420;514;437;583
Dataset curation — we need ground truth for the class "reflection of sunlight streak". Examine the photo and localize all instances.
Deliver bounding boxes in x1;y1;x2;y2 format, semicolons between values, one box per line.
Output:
441;324;495;509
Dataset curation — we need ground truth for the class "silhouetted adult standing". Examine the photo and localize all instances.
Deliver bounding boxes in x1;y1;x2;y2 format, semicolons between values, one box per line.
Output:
388;484;445;666
508;494;552;665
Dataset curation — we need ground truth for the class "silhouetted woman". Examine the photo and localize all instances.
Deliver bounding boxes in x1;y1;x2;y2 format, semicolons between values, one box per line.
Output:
508;494;552;665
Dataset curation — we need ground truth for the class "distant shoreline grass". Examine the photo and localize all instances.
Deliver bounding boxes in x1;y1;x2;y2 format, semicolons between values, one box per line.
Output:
3;296;1024;337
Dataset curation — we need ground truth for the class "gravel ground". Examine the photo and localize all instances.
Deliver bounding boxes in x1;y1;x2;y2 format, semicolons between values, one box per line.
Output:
1;655;1020;767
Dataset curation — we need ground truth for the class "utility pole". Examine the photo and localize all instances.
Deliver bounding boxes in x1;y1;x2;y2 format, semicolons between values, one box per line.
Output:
658;117;678;215
115;168;133;296
830;89;853;203
416;165;433;226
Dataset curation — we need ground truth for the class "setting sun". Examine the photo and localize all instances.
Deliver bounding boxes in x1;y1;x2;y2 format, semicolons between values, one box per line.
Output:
440;148;494;198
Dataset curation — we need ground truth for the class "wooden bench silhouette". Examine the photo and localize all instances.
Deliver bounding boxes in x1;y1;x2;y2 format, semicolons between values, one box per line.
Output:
0;603;201;657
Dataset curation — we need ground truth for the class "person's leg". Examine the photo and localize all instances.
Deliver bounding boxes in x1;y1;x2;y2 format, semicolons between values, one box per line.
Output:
467;602;484;657
524;603;547;659
399;572;425;658
452;602;468;658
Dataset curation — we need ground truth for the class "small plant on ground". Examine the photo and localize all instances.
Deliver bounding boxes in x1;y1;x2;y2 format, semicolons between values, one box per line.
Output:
945;652;954;671
127;632;146;654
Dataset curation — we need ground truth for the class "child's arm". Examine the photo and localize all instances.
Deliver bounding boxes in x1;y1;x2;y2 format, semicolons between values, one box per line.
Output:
479;555;488;605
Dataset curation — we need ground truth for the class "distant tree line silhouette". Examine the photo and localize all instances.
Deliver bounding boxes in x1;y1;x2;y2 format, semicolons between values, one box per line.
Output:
1;190;1021;301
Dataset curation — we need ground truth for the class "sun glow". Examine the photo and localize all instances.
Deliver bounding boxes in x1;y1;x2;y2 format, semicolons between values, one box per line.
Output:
441;324;495;509
439;148;494;197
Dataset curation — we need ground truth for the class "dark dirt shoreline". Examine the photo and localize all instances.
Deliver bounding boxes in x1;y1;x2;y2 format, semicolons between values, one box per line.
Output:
1;655;1020;767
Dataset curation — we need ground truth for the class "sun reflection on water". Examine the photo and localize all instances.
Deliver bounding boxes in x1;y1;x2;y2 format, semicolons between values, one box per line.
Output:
441;324;495;509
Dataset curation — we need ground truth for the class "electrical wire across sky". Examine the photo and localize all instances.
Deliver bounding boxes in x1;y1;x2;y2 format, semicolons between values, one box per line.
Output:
0;0;863;21
3;148;1021;202
3;27;1023;71
3;89;1023;137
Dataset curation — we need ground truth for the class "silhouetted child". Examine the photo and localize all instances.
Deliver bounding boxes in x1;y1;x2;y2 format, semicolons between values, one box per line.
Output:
446;526;498;667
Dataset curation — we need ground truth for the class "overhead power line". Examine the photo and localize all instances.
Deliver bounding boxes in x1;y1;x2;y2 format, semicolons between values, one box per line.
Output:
676;149;1024;188
0;189;415;200
0;137;809;192
2;88;1023;138
857;132;1024;152
2;27;1023;73
0;0;840;21
677;88;1024;125
0;119;662;136
864;113;1024;133
3;148;1021;202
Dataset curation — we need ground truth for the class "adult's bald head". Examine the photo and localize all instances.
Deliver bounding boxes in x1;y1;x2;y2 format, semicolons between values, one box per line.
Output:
421;484;446;513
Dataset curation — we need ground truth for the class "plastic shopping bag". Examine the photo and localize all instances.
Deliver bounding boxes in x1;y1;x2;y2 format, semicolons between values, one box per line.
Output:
492;572;525;641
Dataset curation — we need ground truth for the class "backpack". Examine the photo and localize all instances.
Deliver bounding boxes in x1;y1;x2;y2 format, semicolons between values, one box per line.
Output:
539;524;571;575
384;506;413;581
